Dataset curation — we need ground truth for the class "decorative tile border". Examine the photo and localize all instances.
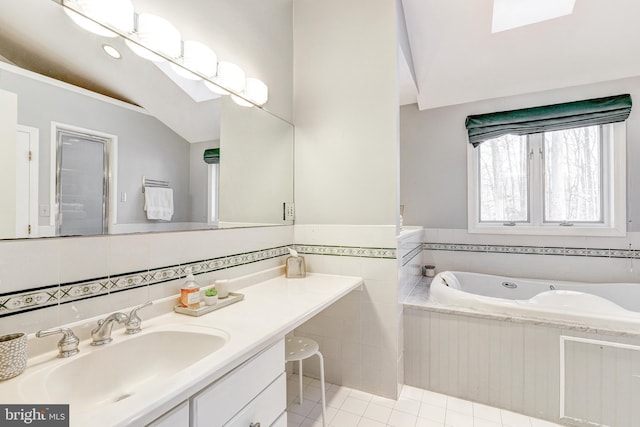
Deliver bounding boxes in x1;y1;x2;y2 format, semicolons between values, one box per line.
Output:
423;242;640;259
294;244;397;259
0;246;291;318
401;244;423;266
0;243;399;318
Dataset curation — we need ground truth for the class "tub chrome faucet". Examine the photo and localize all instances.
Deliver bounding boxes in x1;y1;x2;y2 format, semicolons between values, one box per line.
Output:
91;312;128;346
125;301;153;335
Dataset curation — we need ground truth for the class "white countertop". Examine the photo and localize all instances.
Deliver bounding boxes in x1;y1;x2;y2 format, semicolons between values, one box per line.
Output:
0;273;363;427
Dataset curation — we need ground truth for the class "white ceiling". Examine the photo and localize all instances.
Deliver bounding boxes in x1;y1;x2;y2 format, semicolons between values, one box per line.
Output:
3;0;640;133
401;0;640;110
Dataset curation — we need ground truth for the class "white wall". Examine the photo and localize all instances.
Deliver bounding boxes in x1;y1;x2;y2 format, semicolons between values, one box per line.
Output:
293;0;399;226
400;76;640;231
401;76;640;283
293;0;401;398
219;97;294;226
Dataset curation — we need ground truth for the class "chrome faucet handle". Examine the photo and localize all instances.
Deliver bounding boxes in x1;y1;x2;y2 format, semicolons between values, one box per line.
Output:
36;327;80;358
125;301;153;335
91;312;128;346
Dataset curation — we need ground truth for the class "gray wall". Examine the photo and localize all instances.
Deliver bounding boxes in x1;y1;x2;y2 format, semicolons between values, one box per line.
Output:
400;76;640;231
0;67;191;225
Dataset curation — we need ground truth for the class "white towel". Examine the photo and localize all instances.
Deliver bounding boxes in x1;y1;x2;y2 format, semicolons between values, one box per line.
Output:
144;187;174;221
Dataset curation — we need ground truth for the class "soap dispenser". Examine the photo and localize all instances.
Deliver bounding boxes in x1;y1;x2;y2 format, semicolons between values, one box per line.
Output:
285;247;306;278
180;268;201;308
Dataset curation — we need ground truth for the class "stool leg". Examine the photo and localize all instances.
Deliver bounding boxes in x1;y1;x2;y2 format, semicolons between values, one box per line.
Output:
298;359;304;404
316;351;326;427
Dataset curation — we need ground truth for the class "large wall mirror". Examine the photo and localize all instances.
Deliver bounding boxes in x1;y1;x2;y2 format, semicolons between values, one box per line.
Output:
0;0;294;239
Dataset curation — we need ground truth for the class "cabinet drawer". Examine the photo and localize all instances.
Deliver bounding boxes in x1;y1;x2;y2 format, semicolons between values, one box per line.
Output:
225;372;285;427
192;339;284;426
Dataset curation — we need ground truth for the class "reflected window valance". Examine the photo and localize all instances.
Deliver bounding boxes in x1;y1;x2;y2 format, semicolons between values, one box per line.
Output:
203;148;220;164
465;94;632;147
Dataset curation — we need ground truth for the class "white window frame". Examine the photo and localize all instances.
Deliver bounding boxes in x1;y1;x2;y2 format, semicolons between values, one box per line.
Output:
467;122;626;236
207;163;219;225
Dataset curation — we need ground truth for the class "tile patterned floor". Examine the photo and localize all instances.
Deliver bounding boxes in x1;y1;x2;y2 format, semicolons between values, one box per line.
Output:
286;375;564;427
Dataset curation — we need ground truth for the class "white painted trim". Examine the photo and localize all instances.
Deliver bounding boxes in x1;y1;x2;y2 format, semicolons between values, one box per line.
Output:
38;225;55;237
110;222;211;233
0;60;150;115
208;163;219;224
16;125;39;238
468;123;627;237
50;122;118;234
559;335;640;423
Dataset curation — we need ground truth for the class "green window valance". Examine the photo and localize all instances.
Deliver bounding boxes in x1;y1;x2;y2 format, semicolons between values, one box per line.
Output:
203;148;220;164
465;94;632;147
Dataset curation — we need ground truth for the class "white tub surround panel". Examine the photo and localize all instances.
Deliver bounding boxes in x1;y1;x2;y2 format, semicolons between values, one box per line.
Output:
0;273;363;427
404;303;640;427
397;226;423;395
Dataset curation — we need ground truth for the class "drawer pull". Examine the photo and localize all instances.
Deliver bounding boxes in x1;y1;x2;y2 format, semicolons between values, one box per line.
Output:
250;423;260;427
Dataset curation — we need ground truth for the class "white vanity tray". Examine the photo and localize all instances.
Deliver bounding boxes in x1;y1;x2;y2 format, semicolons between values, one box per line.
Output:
173;292;244;316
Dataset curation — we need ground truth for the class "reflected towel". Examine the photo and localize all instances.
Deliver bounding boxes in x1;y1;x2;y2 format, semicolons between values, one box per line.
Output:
144;187;174;221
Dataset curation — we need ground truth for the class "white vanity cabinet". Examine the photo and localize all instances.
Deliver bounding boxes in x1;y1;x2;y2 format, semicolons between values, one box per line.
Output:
147;401;189;427
191;339;286;426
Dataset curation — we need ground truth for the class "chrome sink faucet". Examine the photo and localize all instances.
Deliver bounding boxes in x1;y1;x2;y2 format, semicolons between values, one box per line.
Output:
91;312;128;346
36;327;80;358
125;301;153;335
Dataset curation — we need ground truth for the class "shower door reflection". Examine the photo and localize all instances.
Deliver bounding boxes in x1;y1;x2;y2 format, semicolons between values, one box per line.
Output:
56;129;109;236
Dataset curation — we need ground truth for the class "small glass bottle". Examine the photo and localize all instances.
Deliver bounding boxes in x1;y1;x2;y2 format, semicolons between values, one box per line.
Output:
180;268;201;308
285;247;306;278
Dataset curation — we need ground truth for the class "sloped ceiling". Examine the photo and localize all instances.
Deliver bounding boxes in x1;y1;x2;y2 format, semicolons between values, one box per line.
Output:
4;1;638;124
401;0;640;109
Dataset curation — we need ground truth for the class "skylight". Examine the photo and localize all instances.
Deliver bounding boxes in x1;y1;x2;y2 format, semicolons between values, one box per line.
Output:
492;0;576;33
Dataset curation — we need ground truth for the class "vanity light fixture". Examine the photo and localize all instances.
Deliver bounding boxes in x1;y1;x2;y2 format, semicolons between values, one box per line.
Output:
204;61;246;95
170;40;217;81
102;44;122;59
60;1;269;106
231;77;268;107
125;13;181;62
63;0;134;37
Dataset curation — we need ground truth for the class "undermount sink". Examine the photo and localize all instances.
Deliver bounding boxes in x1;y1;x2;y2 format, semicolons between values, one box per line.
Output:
18;324;229;410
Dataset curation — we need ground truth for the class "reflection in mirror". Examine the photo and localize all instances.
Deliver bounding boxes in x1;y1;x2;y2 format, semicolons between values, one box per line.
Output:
0;0;294;240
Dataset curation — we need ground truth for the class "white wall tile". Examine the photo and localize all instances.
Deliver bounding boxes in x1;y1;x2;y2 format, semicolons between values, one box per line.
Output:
294;225;397;248
1;304;59;337
0;238;61;293
59;236;109;283
108;233;150;276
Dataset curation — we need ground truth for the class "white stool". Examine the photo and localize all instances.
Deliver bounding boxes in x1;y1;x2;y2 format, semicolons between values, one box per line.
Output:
285;337;326;426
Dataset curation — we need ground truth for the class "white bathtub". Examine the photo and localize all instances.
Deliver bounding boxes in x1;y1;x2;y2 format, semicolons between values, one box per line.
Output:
428;271;640;331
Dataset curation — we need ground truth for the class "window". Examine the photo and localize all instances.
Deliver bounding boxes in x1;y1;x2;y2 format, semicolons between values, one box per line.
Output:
468;123;626;236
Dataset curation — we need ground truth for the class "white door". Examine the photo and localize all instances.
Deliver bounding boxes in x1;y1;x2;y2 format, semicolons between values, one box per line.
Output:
15;125;39;238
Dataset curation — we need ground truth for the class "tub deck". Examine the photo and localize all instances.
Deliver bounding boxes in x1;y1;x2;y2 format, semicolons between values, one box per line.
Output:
404;277;640;337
